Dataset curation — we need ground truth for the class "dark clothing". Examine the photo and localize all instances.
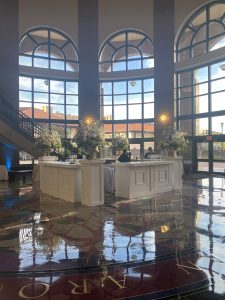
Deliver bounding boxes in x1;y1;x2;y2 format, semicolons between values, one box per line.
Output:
118;153;131;162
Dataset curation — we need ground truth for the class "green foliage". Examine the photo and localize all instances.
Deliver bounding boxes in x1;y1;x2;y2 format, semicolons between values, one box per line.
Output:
34;128;62;154
73;120;106;159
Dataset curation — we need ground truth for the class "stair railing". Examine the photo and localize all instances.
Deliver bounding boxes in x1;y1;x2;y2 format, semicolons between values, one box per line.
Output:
0;94;42;140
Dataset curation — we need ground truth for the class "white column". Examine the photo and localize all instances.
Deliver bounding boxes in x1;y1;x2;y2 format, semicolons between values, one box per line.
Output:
80;159;105;206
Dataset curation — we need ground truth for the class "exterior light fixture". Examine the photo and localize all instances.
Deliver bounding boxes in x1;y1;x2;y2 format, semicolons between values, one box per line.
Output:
44;80;49;86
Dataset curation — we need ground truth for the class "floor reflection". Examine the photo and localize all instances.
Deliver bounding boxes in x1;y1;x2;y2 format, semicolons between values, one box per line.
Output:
0;175;225;299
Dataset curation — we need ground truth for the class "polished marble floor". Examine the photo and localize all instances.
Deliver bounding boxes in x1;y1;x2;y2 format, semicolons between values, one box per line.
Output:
0;174;225;299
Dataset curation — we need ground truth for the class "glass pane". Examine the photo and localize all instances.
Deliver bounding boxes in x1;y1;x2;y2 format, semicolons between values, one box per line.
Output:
128;123;142;138
213;162;225;173
194;95;208;114
34;57;49;68
50;94;64;104
114;95;126;105
102;106;112;120
66;95;78;105
128;80;141;93
197;142;208;159
114;81;126;94
178;86;192;98
178;71;192;87
128;94;142;104
104;124;112;139
19;76;32;90
213;142;225;161
143;123;154;138
127;59;141;70
209;35;225;51
211;78;225;92
34;79;48;92
193;83;208;95
114;47;126;61
192;42;206;57
193;25;206;44
209;22;224;38
144;79;154;92
211;91;225;112
19;91;32;102
179;119;192;135
128;104;142;119
50;104;64;119
112;61;126;71
114;105;126;120
50;80;64;93
114;124;127;137
50;59;65;70
211;60;225;80
178;49;190;62
19;102;32;117
195;118;208;135
66;105;78;120
144;103;154;119
130;144;141;159
19;55;32;66
101;95;112;105
34;103;49;119
194;66;208;83
66;82;78;94
143;58;154;68
210;3;225;20
179;99;192;115
211;116;225;135
144;93;154;103
100;82;112;95
144;141;154;153
198;161;209;172
34;92;48;103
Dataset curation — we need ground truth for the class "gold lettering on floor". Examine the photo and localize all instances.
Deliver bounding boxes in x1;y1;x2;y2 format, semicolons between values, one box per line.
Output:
176;261;202;275
106;275;127;289
68;279;91;294
18;283;50;299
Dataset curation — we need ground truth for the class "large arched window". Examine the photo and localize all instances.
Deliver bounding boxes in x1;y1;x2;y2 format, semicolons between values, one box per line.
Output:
177;1;225;62
99;30;154;72
176;1;225;174
19;27;79;142
99;30;154;157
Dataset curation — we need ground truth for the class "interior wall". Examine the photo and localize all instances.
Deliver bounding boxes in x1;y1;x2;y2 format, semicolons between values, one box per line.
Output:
98;0;153;46
19;0;78;43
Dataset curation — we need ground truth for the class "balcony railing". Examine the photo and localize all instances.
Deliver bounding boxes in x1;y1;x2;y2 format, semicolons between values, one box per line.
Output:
0;94;42;140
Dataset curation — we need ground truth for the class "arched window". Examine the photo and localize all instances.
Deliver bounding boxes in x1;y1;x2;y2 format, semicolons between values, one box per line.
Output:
176;1;225;174
177;1;225;62
99;30;154;72
99;30;154;157
19;28;79;143
19;27;79;71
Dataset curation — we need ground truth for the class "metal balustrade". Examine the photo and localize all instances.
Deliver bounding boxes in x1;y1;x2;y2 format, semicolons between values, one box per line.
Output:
0;94;42;140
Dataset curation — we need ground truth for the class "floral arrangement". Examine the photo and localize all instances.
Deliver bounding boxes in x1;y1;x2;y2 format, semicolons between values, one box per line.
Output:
73;120;105;159
159;129;189;153
112;135;129;155
34;128;62;155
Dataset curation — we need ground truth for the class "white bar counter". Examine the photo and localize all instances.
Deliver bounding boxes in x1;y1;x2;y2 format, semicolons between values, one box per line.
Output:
39;161;81;203
113;159;182;199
